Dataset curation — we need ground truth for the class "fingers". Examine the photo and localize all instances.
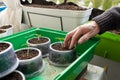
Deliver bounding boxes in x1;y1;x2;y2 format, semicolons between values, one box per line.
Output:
78;27;100;44
78;32;91;44
69;27;83;49
64;26;87;49
64;27;78;48
64;21;100;49
64;32;72;48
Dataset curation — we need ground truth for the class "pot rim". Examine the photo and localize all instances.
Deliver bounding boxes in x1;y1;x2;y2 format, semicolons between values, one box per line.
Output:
25;60;45;78
0;29;7;34
50;42;74;53
0;41;13;54
48;57;70;67
0;25;13;29
14;70;25;80
0;58;19;78
27;36;50;46
15;47;42;62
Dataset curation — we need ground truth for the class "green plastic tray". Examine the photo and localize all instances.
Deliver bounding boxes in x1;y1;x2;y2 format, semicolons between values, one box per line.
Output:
95;31;120;62
0;27;99;80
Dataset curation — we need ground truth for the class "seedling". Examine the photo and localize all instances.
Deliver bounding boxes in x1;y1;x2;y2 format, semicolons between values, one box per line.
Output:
55;37;65;47
21;43;30;56
25;33;42;41
34;34;42;40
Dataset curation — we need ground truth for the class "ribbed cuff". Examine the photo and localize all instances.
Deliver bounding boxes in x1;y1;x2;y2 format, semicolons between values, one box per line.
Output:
92;11;114;34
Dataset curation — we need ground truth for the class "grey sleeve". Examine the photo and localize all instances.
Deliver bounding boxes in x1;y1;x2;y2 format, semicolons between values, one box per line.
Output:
92;6;120;34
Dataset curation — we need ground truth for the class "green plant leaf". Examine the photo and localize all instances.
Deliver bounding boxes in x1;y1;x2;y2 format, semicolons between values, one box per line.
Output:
55;37;65;41
35;34;42;37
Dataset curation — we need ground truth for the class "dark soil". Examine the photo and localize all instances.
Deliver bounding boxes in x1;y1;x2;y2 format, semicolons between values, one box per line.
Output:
21;0;88;11
28;37;49;44
32;0;56;5
0;43;9;52
55;3;87;10
0;25;12;29
52;43;70;51
0;72;23;80
16;49;39;60
25;3;87;11
0;30;6;34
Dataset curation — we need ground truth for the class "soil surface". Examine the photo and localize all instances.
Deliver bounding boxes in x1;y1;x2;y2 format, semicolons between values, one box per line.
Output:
16;49;39;60
0;43;9;52
0;72;23;80
0;30;6;34
0;25;12;29
25;3;88;11
28;37;49;44
22;0;88;11
52;43;70;51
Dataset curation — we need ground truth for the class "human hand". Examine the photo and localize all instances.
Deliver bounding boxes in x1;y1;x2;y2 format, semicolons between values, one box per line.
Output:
64;21;100;49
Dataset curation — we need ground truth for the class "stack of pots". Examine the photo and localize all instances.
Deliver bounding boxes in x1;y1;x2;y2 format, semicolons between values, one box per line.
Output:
0;41;25;80
0;25;13;38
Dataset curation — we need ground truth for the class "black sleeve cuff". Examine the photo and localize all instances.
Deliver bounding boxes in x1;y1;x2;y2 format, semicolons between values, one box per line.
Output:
92;6;120;34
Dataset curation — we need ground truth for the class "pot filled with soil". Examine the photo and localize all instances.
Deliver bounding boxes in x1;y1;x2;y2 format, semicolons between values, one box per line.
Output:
27;36;51;57
0;70;25;80
0;25;13;36
15;47;44;78
0;29;7;38
0;42;19;78
48;42;76;66
22;1;92;32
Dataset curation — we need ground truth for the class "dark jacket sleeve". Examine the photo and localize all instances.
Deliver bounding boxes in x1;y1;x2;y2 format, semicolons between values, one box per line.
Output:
92;6;120;34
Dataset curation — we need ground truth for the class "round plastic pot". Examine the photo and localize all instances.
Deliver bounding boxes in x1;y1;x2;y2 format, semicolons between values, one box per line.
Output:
0;41;19;78
48;42;76;66
0;70;26;80
0;25;13;36
15;47;44;78
27;37;51;57
0;29;7;38
15;70;26;80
